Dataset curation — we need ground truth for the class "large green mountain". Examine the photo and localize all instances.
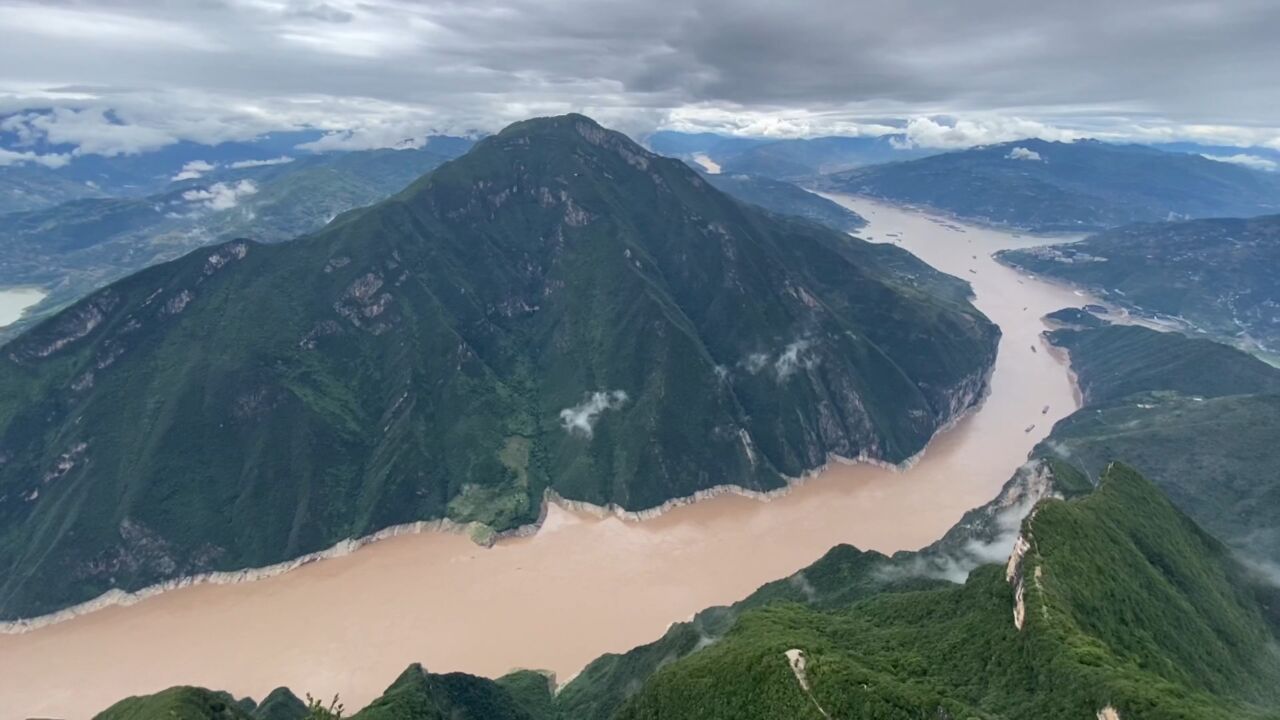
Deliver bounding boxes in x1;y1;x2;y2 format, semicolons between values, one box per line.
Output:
822;139;1280;232
0;114;997;620
79;466;1280;720
998;215;1280;355
0;146;472;340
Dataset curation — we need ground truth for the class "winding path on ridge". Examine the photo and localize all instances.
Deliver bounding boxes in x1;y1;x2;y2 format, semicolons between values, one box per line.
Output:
0;196;1098;720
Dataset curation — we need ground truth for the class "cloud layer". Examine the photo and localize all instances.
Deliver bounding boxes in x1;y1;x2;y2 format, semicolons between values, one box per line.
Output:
0;0;1278;154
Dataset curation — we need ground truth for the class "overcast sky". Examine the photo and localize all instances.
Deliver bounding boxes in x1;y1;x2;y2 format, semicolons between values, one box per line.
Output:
1;0;1279;158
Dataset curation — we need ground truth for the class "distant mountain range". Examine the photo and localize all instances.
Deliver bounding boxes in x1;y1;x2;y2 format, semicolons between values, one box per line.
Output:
647;131;936;178
700;173;866;231
998;214;1280;355
0;144;473;337
821;138;1280;231
0;115;997;620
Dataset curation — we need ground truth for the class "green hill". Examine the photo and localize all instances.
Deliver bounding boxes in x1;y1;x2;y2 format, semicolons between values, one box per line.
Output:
998;215;1280;355
0;114;997;620
609;466;1280;720
91;667;552;720
823;139;1280;232
1028;323;1280;564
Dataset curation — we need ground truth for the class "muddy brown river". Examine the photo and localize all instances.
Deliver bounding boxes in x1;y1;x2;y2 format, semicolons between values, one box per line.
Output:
0;197;1097;720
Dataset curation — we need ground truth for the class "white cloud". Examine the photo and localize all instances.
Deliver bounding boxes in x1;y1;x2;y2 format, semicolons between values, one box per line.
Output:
895;116;1081;150
228;155;294;168
173;160;217;180
1200;153;1277;172
738;340;818;380
182;180;258;210
1007;146;1043;161
3;107;180;156
663;106;901;139
559;390;628;438
740;352;770;374
0;147;71;168
774;339;815;379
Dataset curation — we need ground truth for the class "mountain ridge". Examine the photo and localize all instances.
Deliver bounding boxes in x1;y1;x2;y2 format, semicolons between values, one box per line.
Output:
0;113;998;620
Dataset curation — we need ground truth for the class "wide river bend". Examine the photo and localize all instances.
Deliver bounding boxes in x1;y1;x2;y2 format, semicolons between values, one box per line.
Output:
0;197;1095;719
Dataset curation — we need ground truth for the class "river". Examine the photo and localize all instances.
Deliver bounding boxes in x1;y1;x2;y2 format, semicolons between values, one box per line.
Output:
0;197;1096;720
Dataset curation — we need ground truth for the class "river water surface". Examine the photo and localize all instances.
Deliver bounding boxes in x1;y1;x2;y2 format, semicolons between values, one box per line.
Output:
0;197;1096;719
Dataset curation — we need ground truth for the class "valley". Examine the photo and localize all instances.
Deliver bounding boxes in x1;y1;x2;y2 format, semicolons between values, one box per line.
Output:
0;197;1098;720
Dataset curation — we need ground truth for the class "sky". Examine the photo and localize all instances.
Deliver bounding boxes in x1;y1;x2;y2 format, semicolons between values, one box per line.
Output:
1;0;1279;161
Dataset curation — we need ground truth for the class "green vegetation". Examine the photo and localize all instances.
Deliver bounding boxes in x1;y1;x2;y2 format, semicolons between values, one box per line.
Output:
611;466;1280;720
0;114;997;620
91;667;553;720
824;139;1280;232
998;214;1280;354
1029;323;1280;563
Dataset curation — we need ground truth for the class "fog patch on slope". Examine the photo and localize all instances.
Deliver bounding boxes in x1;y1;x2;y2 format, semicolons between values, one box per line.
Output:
560;390;629;438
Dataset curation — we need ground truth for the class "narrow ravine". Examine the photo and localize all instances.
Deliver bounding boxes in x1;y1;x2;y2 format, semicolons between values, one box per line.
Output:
0;197;1100;720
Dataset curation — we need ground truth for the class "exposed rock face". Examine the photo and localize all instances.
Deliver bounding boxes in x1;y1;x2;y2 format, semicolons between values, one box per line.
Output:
0;114;998;621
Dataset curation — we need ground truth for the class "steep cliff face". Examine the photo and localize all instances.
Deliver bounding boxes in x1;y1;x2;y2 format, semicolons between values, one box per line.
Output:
0;114;998;620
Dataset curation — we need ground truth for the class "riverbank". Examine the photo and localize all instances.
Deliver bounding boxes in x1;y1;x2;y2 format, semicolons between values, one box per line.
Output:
0;198;1100;720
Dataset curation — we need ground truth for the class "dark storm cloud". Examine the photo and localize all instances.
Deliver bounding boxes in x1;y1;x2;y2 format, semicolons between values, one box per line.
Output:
0;0;1277;155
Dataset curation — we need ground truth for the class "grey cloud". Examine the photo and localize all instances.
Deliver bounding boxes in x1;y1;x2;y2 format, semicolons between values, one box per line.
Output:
0;0;1277;152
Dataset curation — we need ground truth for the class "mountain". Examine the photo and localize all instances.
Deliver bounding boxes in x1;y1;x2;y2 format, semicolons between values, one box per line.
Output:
643;131;768;161
718;136;937;178
997;214;1280;355
578;466;1280;720
645;131;935;180
0;161;106;215
700;172;866;232
1027;322;1280;566
823;139;1280;231
0;144;473;340
0;114;998;620
79;466;1280;719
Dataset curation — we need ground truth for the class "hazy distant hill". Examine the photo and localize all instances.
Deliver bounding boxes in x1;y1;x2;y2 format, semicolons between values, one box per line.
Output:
0;114;996;620
701;172;866;231
998;214;1280;354
823;139;1280;231
0;144;475;337
0;162;107;215
645;131;936;179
